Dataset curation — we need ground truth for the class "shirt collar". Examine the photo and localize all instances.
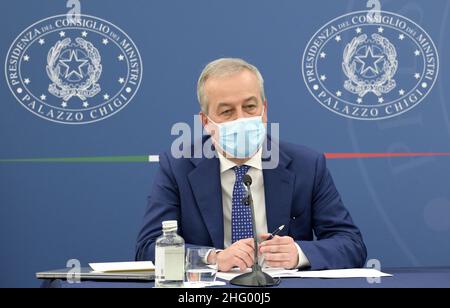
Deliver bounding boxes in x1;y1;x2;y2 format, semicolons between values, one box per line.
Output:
217;148;263;173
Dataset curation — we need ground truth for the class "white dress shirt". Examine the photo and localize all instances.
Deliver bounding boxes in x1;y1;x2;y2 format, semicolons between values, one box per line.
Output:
216;149;310;269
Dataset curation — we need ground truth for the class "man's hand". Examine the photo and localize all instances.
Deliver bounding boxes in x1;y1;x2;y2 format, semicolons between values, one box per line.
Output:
259;234;299;269
216;238;255;272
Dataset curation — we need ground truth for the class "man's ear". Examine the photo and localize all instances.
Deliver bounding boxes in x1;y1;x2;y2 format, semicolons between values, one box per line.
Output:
199;111;208;127
263;100;268;123
200;111;211;134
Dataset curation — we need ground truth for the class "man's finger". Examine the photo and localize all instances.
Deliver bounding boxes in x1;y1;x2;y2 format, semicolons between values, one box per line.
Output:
263;252;290;262
233;257;248;272
237;239;256;258
259;233;271;241
260;236;292;246
260;244;293;254
239;238;255;249
235;249;254;267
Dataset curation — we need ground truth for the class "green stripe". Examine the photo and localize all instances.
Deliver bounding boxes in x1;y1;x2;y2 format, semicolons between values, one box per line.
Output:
0;155;149;163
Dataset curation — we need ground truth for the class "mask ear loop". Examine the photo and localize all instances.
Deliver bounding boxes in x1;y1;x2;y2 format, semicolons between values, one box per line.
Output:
205;116;224;155
205;115;219;136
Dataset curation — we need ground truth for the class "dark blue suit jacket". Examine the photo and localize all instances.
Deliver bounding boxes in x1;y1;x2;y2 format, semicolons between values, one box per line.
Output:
136;137;367;270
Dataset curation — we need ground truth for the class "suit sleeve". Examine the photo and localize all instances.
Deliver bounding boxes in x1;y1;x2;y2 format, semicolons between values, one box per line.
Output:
135;152;181;261
297;154;367;270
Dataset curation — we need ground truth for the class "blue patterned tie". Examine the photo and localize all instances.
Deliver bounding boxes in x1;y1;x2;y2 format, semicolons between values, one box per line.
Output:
231;165;253;243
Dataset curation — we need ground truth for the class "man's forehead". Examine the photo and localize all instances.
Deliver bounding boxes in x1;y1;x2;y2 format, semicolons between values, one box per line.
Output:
205;74;258;96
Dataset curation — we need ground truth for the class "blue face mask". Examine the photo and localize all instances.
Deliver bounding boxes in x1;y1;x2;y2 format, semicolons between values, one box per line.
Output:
208;108;266;159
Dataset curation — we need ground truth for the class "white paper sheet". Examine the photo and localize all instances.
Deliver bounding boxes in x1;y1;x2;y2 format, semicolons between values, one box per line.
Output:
288;268;392;278
183;281;227;288
89;261;155;273
216;268;392;281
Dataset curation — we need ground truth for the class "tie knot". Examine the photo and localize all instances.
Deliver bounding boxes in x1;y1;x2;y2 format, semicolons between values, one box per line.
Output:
233;165;250;181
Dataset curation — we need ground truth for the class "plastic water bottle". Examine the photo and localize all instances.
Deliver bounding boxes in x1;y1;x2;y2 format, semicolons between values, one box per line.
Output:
155;220;185;288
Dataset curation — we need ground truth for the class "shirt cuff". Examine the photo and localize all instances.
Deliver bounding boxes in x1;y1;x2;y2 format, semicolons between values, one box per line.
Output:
204;249;223;265
294;242;310;269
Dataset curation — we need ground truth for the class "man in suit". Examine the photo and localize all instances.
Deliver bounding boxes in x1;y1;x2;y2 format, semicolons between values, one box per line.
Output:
136;58;367;271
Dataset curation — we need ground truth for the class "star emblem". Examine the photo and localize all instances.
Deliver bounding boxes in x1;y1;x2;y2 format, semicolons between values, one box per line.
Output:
414;73;421;79
118;54;125;61
399;34;405;40
102;38;109;45
81;31;88;37
118;77;125;84
23;55;30;62
320;52;326;59
335;35;342;42
58;50;89;80
38;38;45;45
59;31;66;37
354;46;385;77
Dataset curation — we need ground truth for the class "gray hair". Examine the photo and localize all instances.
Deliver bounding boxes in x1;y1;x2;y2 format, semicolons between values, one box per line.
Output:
197;58;265;114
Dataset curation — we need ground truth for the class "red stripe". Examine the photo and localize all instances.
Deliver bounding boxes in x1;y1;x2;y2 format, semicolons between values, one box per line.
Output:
324;152;450;159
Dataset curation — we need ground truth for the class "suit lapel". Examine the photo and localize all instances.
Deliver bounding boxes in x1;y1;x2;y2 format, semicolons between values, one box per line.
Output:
188;156;225;249
262;139;295;235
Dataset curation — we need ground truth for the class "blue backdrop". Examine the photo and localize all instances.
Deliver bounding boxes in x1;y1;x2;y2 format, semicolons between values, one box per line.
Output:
1;0;449;287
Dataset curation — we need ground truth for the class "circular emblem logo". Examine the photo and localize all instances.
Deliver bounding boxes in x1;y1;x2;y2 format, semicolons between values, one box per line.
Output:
5;14;143;124
302;11;439;120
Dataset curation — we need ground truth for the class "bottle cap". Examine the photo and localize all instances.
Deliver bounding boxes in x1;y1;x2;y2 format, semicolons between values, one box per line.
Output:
162;220;178;231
